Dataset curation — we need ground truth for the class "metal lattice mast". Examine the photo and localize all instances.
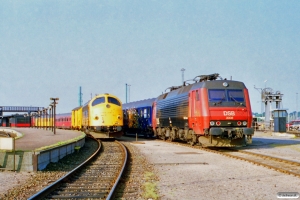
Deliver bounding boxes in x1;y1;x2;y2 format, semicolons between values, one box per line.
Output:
79;86;83;106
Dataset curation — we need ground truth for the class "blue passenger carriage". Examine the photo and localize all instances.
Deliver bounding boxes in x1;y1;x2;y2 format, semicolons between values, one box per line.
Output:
122;98;156;137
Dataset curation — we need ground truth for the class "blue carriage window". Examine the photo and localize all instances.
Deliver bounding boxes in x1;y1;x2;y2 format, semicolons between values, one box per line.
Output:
108;97;121;106
92;97;105;106
227;90;244;102
208;89;226;102
140;109;143;117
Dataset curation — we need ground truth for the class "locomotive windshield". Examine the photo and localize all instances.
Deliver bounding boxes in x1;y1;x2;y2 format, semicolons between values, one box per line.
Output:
92;97;105;106
227;89;244;102
208;89;245;106
108;97;121;106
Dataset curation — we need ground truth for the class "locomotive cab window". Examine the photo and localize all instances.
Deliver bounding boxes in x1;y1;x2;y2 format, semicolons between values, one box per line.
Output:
92;97;105;106
108;97;121;106
208;89;226;102
208;89;245;106
227;89;244;102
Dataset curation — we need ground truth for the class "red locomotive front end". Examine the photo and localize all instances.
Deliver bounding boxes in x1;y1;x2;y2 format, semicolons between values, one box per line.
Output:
189;79;253;146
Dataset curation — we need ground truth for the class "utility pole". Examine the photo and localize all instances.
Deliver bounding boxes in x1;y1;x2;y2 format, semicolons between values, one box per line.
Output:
125;83;128;103
181;68;185;85
50;98;59;135
297;92;298;120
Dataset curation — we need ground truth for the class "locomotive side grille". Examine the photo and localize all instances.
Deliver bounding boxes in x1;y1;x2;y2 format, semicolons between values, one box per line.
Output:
156;94;188;118
156;94;188;127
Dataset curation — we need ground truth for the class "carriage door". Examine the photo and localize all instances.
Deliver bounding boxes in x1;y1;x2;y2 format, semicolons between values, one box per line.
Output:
190;90;201;134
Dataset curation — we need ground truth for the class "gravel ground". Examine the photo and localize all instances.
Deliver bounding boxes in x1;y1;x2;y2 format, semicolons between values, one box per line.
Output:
243;131;300;162
1;132;300;200
129;132;300;200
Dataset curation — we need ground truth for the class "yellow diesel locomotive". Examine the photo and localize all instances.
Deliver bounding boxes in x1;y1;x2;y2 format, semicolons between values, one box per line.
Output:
72;93;123;138
32;93;123;138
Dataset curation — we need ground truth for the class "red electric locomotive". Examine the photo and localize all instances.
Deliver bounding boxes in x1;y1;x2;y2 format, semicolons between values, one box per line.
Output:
152;73;254;147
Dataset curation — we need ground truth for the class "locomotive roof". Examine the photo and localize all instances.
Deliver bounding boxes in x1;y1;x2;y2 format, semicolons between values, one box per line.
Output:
191;79;246;90
81;93;121;107
122;98;156;109
157;79;246;101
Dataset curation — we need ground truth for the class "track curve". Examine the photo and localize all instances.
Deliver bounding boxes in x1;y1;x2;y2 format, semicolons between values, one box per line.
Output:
28;139;127;199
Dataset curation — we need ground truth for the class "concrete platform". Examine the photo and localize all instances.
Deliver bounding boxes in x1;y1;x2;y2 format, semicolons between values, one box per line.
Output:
0;127;86;171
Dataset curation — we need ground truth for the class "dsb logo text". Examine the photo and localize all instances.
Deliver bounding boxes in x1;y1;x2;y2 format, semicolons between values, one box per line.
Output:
223;111;235;116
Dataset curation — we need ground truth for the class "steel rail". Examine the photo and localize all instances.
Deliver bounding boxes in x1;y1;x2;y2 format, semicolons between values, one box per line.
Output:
161;139;300;178
106;141;128;200
28;137;101;200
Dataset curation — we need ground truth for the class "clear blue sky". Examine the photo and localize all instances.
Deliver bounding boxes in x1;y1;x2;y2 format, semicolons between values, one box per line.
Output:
1;1;299;114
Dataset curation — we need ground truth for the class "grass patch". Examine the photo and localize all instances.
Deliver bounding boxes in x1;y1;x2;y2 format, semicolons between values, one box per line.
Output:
34;133;86;152
143;171;159;200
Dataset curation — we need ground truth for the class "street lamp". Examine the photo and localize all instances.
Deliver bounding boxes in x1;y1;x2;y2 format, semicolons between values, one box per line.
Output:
126;83;131;103
50;98;59;134
128;84;131;103
48;104;53;131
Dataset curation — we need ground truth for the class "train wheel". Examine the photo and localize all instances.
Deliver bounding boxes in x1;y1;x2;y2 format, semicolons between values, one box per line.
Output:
170;128;176;141
187;133;197;146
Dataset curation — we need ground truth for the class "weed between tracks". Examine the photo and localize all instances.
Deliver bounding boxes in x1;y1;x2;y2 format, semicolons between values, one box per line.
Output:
143;171;159;199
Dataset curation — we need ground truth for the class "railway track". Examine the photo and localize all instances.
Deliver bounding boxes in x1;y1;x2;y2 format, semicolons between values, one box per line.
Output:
161;139;300;178
212;148;300;178
28;139;128;199
112;140;156;199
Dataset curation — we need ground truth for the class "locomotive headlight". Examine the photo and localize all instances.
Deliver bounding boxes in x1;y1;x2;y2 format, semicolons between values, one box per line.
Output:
216;121;221;126
243;121;247;126
106;104;110;108
210;121;215;126
237;121;242;126
117;115;121;120
95;116;99;120
223;82;229;87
